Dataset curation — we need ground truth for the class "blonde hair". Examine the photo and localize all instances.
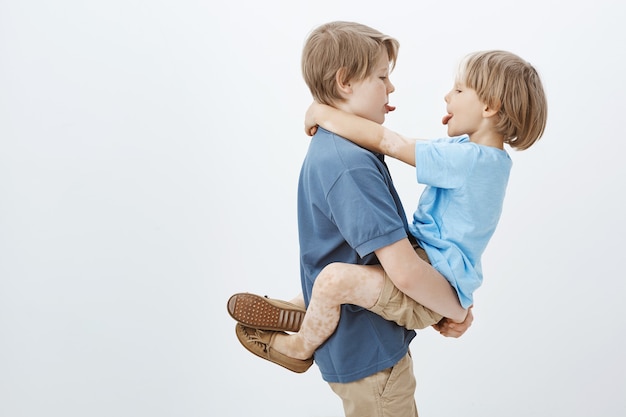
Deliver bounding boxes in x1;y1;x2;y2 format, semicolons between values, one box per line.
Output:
301;21;399;106
460;50;548;150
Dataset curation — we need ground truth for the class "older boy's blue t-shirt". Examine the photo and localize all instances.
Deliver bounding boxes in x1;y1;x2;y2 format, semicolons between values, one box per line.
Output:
410;136;512;308
298;127;415;384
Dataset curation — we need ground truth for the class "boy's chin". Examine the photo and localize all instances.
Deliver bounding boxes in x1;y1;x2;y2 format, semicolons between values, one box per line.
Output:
446;127;459;137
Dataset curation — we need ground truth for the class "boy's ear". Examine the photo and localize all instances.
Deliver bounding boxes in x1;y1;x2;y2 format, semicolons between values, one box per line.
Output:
335;67;352;95
483;99;501;118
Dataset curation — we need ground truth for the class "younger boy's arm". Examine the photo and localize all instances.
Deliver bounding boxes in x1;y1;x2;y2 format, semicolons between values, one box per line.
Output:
305;102;421;167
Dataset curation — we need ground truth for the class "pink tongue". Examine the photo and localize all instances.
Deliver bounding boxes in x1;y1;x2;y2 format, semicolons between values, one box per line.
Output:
442;114;452;125
386;104;396;112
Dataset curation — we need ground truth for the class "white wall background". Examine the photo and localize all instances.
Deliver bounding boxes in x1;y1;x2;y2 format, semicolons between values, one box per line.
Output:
1;1;625;416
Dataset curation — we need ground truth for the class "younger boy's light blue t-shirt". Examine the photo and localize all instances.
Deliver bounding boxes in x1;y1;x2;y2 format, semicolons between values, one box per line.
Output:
410;136;512;308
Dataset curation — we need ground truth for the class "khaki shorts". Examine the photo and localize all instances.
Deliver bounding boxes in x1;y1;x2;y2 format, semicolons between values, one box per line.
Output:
369;243;443;330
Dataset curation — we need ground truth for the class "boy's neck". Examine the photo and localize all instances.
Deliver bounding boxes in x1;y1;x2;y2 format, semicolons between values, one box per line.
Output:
468;131;505;150
467;118;505;149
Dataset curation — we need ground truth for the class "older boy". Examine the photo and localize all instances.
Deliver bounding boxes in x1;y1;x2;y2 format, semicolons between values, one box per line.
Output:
233;21;472;417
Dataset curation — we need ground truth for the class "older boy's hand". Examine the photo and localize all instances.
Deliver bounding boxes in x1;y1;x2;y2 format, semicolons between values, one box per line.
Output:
432;306;473;338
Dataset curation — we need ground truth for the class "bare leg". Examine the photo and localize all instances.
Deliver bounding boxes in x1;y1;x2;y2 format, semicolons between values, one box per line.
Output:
287;293;306;309
272;263;385;360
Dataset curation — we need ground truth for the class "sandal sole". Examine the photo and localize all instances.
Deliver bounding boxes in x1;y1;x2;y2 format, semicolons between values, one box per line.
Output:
227;293;305;332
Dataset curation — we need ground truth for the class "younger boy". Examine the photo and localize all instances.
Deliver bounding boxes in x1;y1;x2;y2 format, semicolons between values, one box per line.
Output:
229;50;547;375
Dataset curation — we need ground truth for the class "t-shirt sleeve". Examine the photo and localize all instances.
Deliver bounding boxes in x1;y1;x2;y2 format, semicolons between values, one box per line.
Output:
414;138;477;189
326;167;407;258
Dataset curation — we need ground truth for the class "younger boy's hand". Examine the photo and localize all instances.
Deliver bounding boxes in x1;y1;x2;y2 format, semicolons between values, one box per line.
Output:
432;306;473;338
304;101;320;136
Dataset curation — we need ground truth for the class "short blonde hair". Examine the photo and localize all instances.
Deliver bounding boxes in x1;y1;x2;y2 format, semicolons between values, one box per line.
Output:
301;21;399;106
460;50;548;150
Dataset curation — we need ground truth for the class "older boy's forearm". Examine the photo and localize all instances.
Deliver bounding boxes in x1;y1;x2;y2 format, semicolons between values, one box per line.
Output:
376;239;467;322
395;262;467;322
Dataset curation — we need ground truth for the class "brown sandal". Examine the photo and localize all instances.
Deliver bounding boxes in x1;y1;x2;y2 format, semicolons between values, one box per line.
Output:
227;293;305;332
235;323;313;373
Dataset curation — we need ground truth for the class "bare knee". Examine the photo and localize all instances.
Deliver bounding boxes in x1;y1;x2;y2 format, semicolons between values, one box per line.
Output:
313;263;350;298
